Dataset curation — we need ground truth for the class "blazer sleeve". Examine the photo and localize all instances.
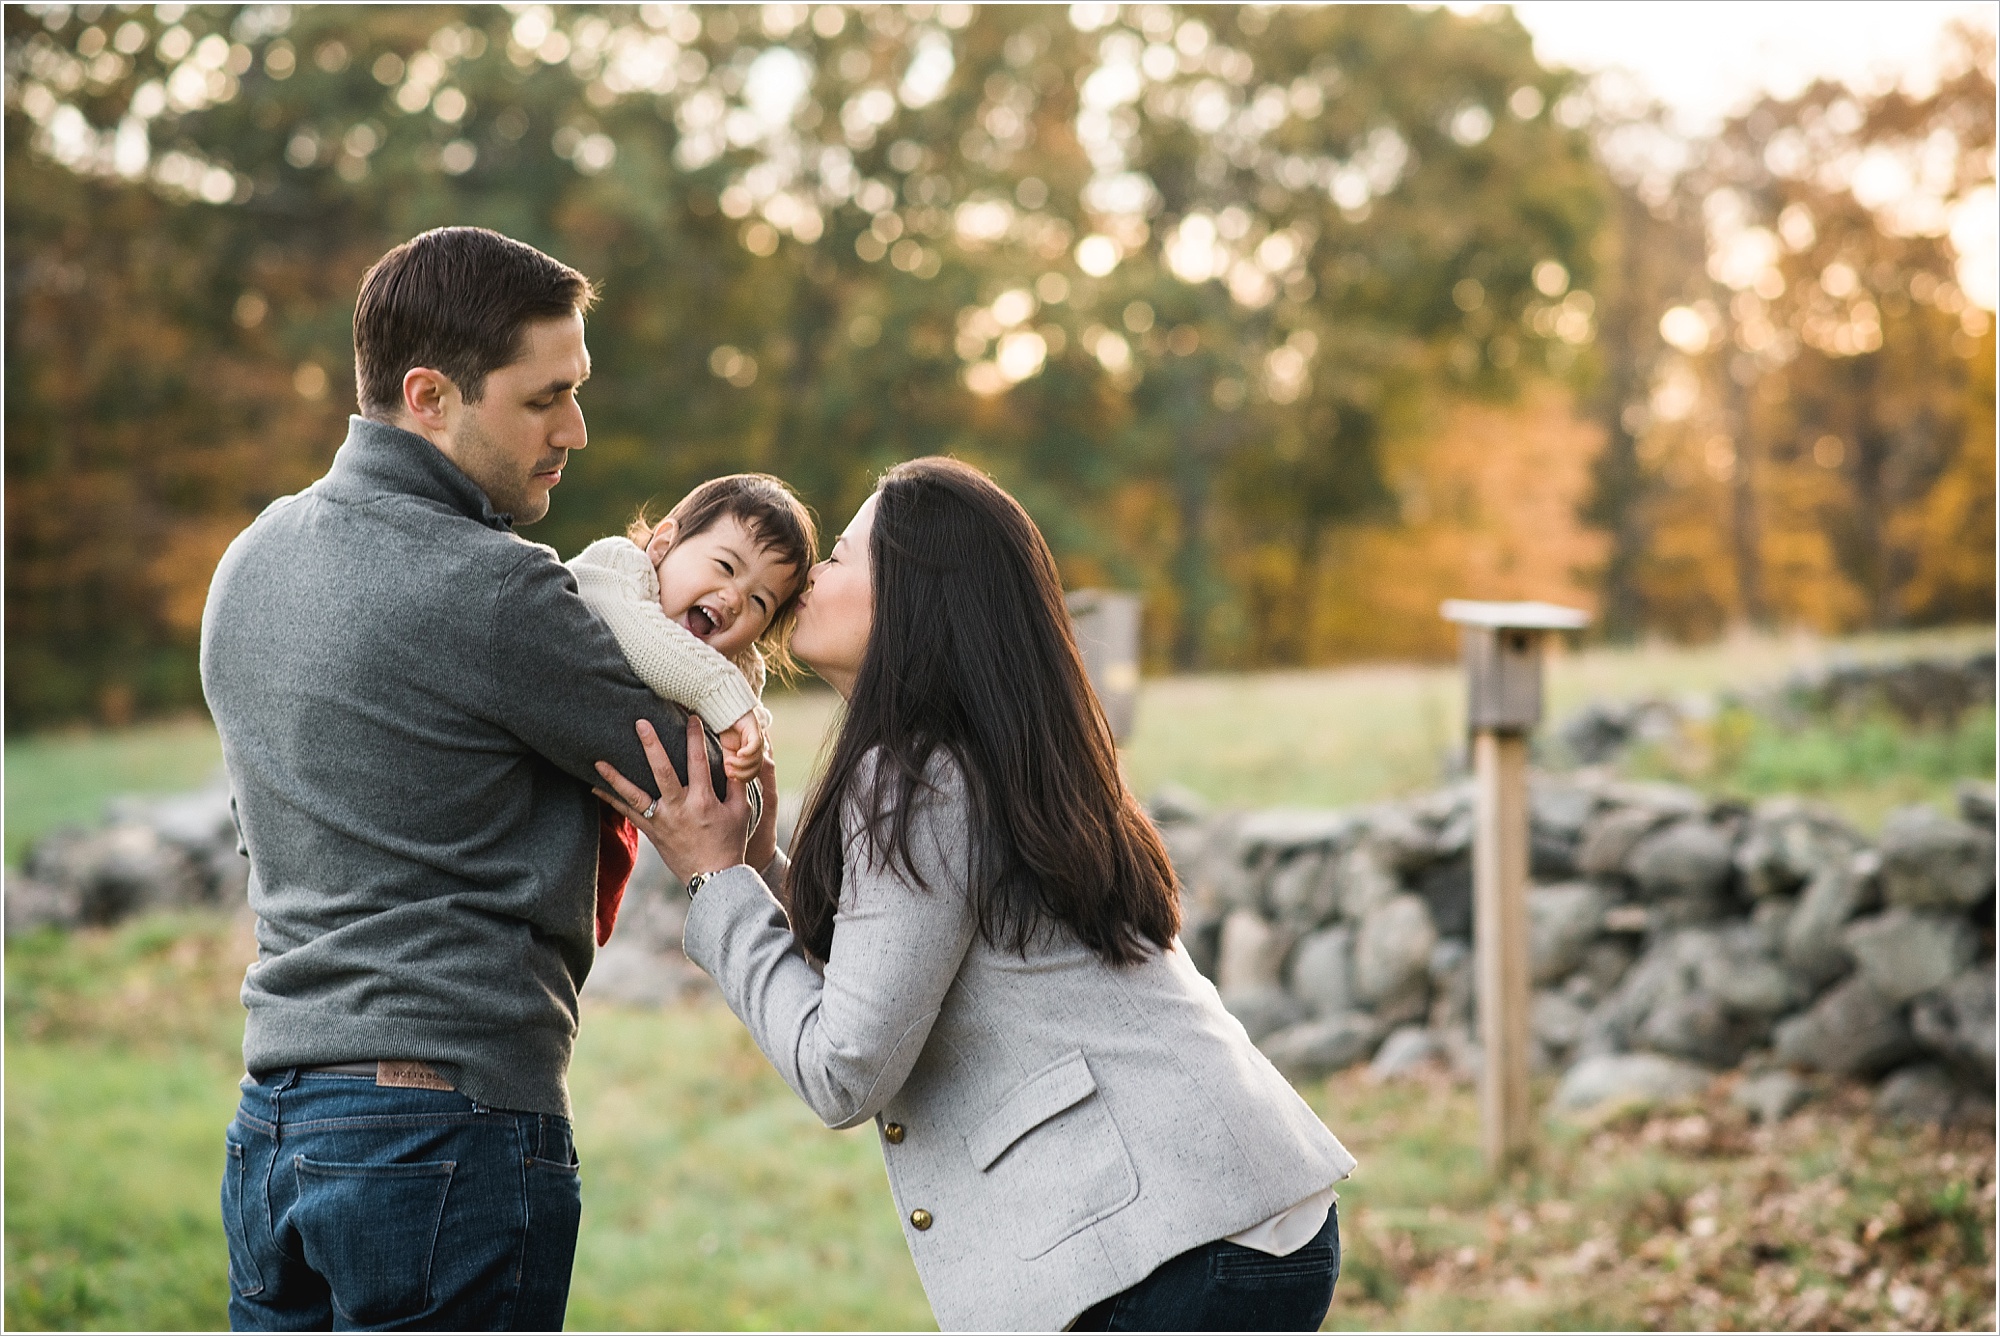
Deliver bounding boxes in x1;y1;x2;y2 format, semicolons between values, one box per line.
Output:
567;537;761;734
683;757;979;1130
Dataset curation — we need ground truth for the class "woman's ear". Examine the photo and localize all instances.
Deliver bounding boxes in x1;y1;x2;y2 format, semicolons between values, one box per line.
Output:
644;518;677;566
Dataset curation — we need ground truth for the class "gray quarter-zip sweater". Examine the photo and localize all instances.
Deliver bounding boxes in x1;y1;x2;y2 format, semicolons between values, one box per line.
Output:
201;416;725;1118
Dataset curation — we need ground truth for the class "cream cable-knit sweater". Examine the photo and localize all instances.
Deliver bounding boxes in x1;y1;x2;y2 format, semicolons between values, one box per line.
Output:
568;536;771;736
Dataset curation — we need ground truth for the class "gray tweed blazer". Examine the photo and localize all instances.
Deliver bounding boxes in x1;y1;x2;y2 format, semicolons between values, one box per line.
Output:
683;753;1356;1331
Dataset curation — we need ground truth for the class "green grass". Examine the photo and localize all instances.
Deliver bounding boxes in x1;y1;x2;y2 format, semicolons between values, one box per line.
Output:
6;912;1993;1331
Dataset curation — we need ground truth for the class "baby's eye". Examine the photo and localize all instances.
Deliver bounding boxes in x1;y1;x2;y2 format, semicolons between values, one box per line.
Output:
716;558;734;575
751;595;769;614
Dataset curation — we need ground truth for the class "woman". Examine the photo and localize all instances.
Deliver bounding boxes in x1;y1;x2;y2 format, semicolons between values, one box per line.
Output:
595;458;1355;1332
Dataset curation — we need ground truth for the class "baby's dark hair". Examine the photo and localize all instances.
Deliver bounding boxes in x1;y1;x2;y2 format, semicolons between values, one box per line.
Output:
628;474;817;678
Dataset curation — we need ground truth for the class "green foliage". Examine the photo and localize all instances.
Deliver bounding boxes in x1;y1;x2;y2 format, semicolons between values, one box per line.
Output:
4;3;1607;724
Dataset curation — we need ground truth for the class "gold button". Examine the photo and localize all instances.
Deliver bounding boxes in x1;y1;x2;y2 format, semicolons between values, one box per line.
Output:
883;1122;905;1144
909;1208;933;1231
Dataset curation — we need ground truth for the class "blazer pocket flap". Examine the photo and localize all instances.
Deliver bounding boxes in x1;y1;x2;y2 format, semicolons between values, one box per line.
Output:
966;1051;1098;1172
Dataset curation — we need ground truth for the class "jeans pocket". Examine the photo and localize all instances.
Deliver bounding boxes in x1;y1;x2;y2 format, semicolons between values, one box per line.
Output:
220;1138;266;1298
1209;1240;1337;1285
293;1155;456;1327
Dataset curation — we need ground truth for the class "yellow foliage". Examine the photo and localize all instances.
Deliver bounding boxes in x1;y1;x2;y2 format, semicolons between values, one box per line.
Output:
1307;382;1610;661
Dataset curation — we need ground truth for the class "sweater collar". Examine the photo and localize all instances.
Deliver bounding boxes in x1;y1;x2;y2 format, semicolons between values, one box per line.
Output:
323;415;515;531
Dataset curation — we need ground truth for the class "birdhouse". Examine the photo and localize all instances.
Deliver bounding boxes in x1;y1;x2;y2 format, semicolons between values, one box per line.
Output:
1440;600;1591;732
1066;589;1142;743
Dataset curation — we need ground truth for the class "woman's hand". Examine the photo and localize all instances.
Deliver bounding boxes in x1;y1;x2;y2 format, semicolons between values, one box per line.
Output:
594;715;751;883
746;747;779;874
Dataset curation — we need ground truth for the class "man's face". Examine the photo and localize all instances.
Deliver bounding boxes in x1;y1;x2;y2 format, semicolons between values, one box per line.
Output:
436;311;590;524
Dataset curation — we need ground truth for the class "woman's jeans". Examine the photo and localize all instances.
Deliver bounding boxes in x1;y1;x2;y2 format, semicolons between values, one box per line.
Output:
1071;1203;1340;1332
222;1069;581;1331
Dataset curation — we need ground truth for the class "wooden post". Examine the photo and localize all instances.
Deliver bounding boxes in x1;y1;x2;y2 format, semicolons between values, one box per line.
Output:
1473;727;1532;1167
1441;599;1590;1173
1066;589;1143;743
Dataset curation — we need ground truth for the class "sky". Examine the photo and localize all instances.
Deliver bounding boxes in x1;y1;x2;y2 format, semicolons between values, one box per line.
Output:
1501;1;1997;308
1505;1;1993;133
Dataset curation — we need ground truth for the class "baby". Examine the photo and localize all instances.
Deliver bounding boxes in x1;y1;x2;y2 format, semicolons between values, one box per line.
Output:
569;473;817;788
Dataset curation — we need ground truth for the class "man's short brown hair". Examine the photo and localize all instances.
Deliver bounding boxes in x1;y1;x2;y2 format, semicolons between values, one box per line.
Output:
352;227;596;419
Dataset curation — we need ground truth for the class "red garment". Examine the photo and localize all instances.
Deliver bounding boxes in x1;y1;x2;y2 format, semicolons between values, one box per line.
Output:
595;809;639;946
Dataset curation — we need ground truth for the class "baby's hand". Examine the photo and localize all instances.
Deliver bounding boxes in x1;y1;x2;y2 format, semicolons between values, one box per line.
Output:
718;711;765;784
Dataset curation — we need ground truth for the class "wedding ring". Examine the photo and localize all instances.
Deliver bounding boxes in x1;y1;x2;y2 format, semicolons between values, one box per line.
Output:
640;802;658;820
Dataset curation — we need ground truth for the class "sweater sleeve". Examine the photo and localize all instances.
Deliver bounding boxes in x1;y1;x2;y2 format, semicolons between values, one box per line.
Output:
567;537;762;734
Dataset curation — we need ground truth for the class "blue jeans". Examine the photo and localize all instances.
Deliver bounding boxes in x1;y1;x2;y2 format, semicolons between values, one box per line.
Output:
223;1069;581;1331
1071;1203;1340;1332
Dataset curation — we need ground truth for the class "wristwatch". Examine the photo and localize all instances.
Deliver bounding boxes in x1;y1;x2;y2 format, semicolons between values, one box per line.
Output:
685;870;719;899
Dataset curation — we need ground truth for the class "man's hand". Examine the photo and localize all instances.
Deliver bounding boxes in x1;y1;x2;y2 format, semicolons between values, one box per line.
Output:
594;715;751;883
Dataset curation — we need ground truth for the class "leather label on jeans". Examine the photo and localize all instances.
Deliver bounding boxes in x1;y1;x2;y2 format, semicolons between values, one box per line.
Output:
376;1060;453;1091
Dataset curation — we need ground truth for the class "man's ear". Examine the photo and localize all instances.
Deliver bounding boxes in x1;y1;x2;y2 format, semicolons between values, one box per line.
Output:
400;366;457;434
644;518;677;566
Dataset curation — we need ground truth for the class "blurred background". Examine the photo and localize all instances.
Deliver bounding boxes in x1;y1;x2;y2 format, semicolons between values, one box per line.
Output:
5;0;1992;725
4;3;1996;1331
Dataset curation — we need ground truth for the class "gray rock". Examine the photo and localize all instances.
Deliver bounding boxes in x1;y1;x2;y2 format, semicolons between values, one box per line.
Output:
1412;854;1472;939
1532;989;1590;1053
1367;1024;1441;1080
1628;820;1735;902
1222;986;1306;1044
1783;852;1881;986
1358;805;1438;877
1236;809;1353;857
1287;926;1357;1018
1332;839;1401;922
1354;894;1437;1023
1733;1069;1810;1124
1911;967;1996;1080
1577;940;1635;998
1554;1052;1711;1111
1531;780;1602;843
1873;1064;1961;1126
1636;986;1763;1068
25;822;206;924
1878;805;1997;909
1773;976;1917;1077
3;873;82;936
1216;910;1289;995
1147;782;1211;826
1267;849;1339;930
1528;882;1608;985
1258;1012;1380;1078
1733;798;1864;900
1958;781;1996;830
1843;910;1976;1004
1695;921;1812;1018
1576;806;1673;878
1428;937;1474;1030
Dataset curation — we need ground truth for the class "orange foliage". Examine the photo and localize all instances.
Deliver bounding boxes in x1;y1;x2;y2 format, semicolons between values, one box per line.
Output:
1305;382;1611;661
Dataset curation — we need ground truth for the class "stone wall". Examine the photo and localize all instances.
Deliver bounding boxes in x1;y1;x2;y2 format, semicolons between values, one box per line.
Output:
8;768;1995;1127
1153;775;1996;1126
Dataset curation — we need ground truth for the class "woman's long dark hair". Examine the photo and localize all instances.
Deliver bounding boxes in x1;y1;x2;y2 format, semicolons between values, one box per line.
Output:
783;457;1180;967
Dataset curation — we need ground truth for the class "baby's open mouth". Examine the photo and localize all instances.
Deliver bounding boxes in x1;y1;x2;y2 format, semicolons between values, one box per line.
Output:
684;605;718;640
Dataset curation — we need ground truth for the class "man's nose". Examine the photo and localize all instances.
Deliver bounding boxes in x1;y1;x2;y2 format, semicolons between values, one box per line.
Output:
554;398;587;451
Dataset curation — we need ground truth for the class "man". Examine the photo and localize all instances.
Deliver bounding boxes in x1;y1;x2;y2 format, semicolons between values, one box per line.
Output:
201;226;744;1329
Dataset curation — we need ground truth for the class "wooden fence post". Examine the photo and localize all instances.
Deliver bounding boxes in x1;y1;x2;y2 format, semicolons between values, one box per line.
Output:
1442;600;1590;1171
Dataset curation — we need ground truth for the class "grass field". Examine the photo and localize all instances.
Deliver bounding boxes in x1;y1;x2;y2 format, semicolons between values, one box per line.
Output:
4;624;1994;1329
7;624;1992;866
6;911;1993;1332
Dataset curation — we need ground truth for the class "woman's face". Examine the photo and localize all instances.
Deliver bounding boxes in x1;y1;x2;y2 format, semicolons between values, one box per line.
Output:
789;493;876;698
